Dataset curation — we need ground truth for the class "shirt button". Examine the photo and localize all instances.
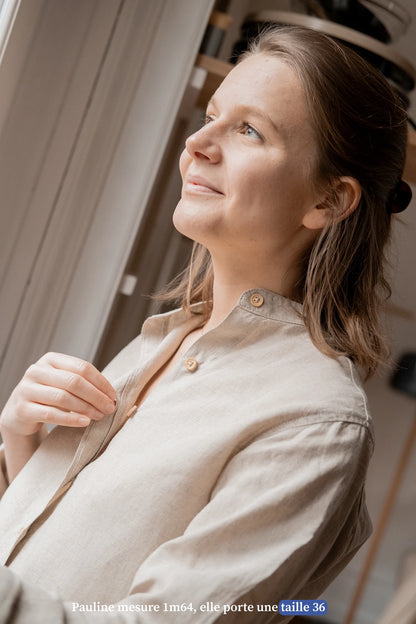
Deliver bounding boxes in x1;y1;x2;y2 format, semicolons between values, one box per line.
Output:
126;404;138;419
250;293;264;307
185;357;198;372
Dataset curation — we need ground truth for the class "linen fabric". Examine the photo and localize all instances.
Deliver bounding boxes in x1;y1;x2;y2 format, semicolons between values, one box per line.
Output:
0;288;374;623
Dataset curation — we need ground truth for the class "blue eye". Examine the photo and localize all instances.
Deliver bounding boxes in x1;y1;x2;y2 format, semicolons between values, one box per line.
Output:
201;114;263;141
243;123;262;140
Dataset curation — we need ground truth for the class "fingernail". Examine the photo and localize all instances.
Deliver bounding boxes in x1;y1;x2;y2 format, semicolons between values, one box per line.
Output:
105;400;116;414
79;417;90;426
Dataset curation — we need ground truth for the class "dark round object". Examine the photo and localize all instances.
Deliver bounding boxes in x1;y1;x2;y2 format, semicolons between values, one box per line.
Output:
391;353;416;398
389;180;413;213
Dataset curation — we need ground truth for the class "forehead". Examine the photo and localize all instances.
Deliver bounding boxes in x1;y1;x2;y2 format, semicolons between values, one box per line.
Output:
213;54;310;132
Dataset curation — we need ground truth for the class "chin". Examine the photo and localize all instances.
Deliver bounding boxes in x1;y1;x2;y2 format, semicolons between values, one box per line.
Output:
172;200;190;234
172;200;211;245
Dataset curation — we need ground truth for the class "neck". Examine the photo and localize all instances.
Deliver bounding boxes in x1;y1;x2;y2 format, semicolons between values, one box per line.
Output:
202;255;301;333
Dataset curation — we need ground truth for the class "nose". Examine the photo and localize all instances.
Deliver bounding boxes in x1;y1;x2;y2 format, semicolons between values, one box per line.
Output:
185;123;221;163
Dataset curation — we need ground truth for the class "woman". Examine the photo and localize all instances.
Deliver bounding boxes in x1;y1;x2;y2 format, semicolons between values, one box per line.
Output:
0;26;412;623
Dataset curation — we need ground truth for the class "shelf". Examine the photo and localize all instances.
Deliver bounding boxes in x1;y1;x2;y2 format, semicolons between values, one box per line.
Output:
194;53;232;110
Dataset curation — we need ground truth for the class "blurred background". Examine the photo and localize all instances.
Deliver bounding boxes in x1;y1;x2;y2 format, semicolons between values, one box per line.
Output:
0;1;415;622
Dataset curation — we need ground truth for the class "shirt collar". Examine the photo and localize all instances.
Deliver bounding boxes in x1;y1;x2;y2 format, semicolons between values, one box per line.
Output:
237;288;303;325
146;288;303;334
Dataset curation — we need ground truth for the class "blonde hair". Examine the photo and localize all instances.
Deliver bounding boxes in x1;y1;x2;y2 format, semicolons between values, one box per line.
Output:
156;27;408;378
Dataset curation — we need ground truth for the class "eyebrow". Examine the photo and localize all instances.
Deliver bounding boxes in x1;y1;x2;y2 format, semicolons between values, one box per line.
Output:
207;96;285;138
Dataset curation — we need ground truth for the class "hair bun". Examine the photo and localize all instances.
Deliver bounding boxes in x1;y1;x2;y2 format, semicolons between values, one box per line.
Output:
389;179;412;213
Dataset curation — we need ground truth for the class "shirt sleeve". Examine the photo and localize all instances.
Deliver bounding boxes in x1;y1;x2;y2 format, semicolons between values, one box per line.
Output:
0;418;373;624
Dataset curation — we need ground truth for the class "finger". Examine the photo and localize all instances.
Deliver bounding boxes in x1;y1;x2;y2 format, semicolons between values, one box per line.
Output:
25;403;91;428
22;382;107;421
27;366;116;415
39;353;117;401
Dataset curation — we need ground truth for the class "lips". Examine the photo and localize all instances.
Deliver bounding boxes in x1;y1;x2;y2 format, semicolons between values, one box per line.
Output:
184;174;223;196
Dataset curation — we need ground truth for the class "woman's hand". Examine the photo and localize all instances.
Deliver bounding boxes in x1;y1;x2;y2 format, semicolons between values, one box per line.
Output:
0;352;117;438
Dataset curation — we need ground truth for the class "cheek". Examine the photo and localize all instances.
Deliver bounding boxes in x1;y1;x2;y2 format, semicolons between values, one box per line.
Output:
234;165;282;216
232;164;312;235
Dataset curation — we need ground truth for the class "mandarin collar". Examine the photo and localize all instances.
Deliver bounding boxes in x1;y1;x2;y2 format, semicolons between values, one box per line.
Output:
237;288;303;324
150;287;304;333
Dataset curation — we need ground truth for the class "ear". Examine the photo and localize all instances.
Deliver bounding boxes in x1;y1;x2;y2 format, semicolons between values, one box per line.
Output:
302;176;362;230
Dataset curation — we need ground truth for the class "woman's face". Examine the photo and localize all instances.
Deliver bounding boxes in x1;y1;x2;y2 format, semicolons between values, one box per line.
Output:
174;54;322;266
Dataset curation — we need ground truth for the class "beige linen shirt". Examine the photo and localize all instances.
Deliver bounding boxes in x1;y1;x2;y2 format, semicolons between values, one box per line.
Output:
0;288;374;623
